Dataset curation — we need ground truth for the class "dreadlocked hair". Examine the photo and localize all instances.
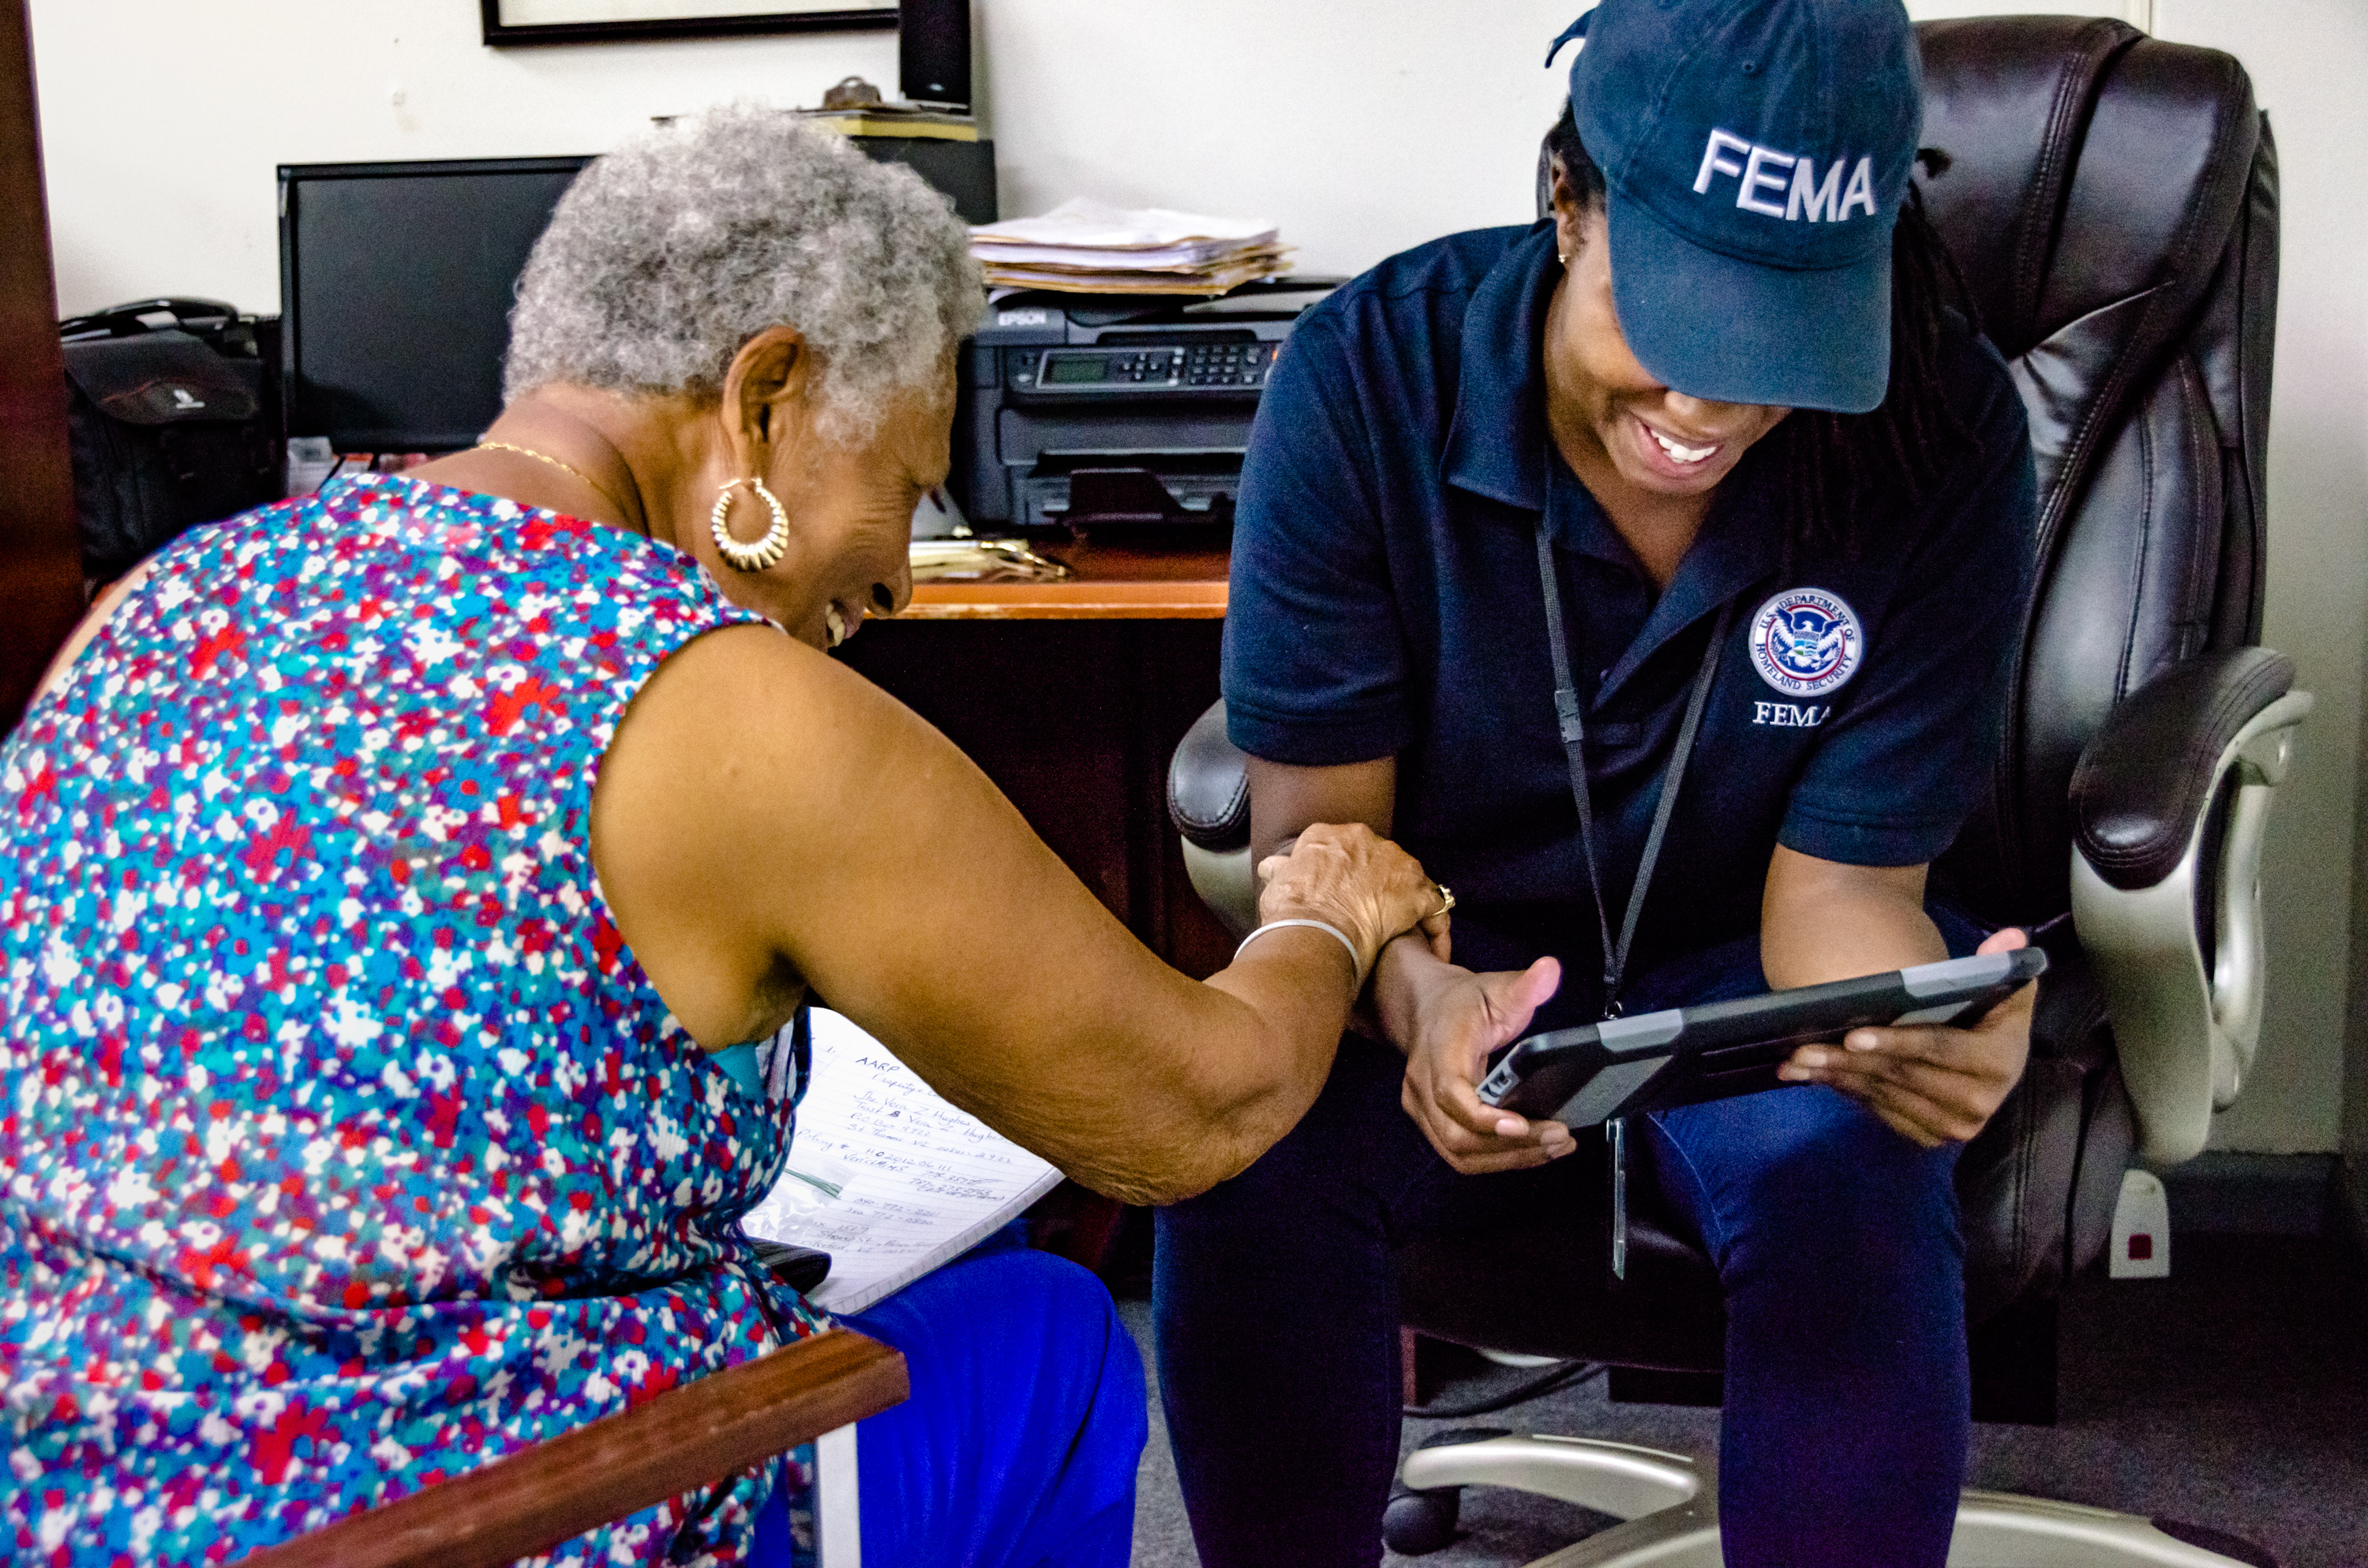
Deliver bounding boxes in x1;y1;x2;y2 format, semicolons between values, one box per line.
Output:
1543;105;1983;562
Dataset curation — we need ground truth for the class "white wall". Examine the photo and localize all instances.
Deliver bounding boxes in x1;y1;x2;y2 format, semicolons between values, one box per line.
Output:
25;2;2366;1151
29;2;897;312
28;0;1579;313
976;1;1576;286
2140;0;2368;1152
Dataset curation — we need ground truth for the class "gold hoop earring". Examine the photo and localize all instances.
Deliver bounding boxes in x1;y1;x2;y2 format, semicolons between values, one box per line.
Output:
710;477;790;573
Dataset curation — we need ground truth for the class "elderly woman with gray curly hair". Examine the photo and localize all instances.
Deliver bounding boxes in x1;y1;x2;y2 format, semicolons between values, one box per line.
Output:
0;108;1449;1567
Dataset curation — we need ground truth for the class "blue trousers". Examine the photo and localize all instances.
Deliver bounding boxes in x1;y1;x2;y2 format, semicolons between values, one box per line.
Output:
755;1233;1147;1568
1153;927;1977;1568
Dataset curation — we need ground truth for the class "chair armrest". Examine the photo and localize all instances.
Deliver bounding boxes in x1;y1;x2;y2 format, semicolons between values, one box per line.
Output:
1168;699;1260;935
2067;649;2310;1164
2069;648;2295;887
1169;699;1251;851
236;1328;908;1568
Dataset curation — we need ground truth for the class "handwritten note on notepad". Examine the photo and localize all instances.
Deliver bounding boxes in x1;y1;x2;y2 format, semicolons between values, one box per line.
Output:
741;1009;1063;1315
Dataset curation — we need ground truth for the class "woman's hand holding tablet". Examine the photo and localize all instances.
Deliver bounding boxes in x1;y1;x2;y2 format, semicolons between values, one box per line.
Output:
1475;937;2047;1142
1775;926;2044;1147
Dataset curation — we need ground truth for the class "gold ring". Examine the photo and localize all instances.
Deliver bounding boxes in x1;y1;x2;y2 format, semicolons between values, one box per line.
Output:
1429;883;1456;919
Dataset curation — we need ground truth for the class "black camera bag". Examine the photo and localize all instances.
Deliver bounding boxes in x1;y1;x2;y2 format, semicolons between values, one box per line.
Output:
60;298;279;583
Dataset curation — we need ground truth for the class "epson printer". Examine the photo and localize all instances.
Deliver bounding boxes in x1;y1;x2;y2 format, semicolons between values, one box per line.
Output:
956;278;1338;533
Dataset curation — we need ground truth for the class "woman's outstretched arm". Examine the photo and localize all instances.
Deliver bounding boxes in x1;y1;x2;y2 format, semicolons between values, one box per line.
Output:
592;623;1444;1204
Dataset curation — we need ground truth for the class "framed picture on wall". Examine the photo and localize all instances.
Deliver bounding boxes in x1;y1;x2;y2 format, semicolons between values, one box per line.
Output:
481;0;897;46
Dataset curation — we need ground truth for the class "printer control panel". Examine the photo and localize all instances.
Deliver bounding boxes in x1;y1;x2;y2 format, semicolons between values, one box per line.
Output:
1008;341;1274;395
1182;340;1272;388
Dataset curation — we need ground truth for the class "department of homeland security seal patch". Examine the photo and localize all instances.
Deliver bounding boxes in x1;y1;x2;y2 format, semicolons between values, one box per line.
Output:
1749;588;1864;697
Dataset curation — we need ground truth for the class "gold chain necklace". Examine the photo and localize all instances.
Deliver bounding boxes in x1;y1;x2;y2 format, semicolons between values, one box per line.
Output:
474;439;628;519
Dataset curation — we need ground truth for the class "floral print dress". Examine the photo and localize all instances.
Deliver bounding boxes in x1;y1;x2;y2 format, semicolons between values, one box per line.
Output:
1;474;826;1566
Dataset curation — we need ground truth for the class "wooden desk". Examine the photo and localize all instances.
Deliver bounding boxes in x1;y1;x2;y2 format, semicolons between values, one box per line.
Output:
901;540;1229;621
841;538;1235;981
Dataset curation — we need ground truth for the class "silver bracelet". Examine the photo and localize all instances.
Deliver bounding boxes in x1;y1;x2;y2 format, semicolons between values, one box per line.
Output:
1234;918;1362;982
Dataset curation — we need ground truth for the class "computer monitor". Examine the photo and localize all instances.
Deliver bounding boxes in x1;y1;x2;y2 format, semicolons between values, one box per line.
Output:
279;140;991;453
278;156;590;454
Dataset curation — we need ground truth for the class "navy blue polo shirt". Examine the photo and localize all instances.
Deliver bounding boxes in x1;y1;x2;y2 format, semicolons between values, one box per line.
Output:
1223;223;2036;1024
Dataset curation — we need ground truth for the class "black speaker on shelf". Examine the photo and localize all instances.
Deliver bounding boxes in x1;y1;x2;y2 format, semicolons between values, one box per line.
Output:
898;0;971;111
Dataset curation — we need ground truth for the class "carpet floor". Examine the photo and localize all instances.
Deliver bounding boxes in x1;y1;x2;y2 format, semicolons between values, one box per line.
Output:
1119;1232;2367;1567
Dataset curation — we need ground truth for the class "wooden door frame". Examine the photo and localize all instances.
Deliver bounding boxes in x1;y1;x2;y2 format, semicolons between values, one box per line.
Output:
0;0;83;731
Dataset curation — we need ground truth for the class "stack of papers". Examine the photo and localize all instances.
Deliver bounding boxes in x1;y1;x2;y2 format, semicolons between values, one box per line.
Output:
743;1009;1063;1315
970;198;1292;296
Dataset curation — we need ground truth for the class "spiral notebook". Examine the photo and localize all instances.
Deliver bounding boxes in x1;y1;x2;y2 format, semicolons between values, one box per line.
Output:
741;1009;1063;1315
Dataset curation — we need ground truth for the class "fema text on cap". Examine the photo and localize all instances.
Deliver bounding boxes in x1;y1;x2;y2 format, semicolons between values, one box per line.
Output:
1693;129;1878;223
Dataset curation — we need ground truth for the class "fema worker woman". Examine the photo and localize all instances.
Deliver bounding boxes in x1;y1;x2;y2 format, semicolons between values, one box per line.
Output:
1154;2;2040;1565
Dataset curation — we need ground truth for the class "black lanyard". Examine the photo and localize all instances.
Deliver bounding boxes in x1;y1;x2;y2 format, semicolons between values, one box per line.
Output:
1534;522;1734;1018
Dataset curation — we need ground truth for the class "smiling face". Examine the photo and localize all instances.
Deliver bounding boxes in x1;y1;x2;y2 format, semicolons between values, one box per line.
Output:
1546;198;1792;503
696;328;953;652
742;382;950;652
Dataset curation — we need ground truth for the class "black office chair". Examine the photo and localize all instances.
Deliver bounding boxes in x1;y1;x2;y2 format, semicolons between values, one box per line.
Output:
1165;18;2303;1566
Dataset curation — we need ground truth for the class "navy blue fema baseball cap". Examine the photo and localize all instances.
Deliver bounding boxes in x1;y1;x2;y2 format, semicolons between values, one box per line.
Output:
1546;0;1922;414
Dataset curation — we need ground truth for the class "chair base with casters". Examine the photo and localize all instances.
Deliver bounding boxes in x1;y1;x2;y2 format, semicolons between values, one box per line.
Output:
1390;1435;2276;1567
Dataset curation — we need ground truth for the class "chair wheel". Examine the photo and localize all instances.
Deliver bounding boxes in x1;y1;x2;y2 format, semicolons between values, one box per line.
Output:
1381;1486;1461;1555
